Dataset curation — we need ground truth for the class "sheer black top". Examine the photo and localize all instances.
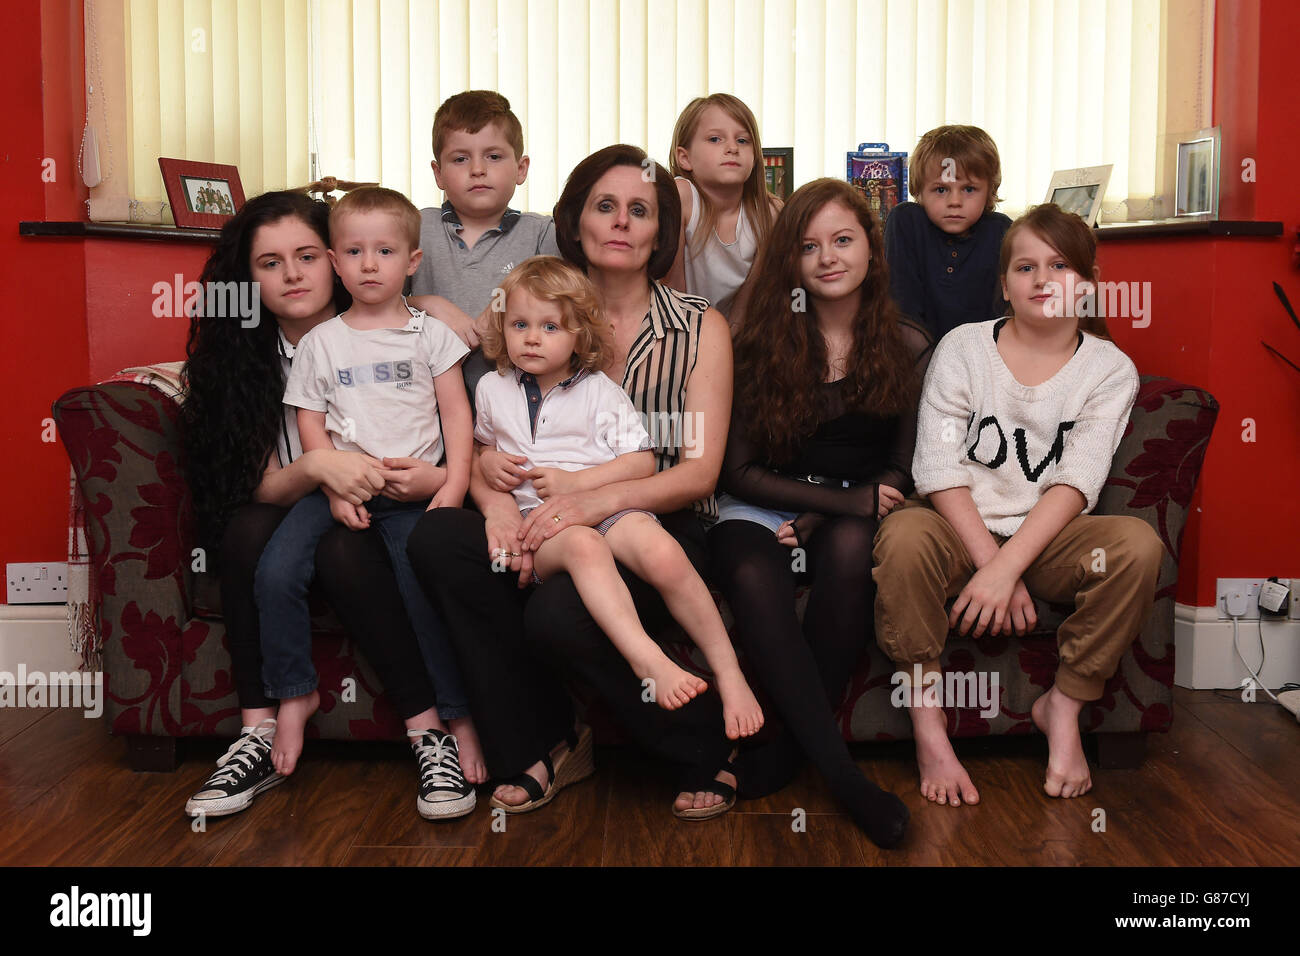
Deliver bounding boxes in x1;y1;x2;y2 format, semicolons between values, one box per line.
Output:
718;320;934;516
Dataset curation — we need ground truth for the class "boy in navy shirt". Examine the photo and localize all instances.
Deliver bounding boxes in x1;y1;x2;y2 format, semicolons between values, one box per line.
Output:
884;125;1012;341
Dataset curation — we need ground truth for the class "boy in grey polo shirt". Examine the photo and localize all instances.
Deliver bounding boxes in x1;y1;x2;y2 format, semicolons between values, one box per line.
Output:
409;91;560;396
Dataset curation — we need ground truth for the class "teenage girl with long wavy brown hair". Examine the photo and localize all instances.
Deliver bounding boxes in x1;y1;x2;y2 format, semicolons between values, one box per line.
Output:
708;178;933;848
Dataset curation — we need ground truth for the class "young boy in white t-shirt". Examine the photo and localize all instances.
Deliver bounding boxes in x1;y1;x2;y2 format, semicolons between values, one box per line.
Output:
257;186;480;819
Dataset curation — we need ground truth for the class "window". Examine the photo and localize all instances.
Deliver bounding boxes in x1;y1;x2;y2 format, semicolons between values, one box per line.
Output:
86;0;1213;222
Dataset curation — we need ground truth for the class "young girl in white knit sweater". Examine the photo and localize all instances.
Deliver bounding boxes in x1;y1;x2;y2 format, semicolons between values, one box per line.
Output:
873;203;1164;810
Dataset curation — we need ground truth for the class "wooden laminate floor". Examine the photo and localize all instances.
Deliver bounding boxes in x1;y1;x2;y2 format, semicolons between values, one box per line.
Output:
0;686;1295;866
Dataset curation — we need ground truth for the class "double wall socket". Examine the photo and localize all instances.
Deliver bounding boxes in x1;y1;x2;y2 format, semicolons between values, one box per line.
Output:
1215;577;1300;620
6;562;70;604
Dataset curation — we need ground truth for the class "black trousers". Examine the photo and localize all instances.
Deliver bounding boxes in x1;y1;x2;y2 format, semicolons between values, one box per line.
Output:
217;502;437;721
407;507;732;780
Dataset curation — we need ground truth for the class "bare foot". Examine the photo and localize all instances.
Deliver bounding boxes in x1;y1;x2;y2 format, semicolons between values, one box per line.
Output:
448;716;487;785
640;654;708;710
1031;685;1092;798
271;690;319;776
716;671;764;739
673;751;738;813
910;704;979;807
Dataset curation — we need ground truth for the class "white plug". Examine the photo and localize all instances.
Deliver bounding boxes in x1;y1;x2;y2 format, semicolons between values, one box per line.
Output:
1223;591;1252;618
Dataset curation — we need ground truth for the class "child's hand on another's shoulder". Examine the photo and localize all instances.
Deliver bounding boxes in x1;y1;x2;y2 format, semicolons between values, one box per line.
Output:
328;493;370;531
409;295;478;349
527;466;575;500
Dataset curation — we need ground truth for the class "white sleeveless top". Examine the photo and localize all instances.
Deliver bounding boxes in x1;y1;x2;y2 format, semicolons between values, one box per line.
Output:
679;177;757;319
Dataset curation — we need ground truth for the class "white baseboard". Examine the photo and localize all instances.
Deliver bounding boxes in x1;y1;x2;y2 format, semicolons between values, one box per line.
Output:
1175;602;1300;690
0;605;83;673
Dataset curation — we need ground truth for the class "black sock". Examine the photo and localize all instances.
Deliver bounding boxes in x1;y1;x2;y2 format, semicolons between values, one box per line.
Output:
830;766;909;849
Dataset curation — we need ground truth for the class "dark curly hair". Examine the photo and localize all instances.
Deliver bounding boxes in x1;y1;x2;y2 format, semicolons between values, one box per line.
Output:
181;191;347;548
733;178;917;463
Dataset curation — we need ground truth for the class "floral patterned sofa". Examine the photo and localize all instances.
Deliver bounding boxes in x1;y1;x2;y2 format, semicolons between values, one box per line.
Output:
53;376;1216;771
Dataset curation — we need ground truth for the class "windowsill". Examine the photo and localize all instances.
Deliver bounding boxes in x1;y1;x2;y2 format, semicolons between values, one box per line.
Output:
19;221;219;243
1095;219;1283;240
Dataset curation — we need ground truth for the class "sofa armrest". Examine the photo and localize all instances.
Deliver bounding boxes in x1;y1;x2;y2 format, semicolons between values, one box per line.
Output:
1099;375;1219;560
54;383;198;733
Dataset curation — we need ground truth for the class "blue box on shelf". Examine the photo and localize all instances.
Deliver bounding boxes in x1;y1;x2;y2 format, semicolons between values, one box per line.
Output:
846;143;908;225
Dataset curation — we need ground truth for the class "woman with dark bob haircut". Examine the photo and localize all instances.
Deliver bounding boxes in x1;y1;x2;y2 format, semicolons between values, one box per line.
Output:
181;190;483;821
408;144;742;819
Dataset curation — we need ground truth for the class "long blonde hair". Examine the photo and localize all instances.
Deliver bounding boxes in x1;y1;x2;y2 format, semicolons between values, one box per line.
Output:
480;256;614;374
669;93;776;257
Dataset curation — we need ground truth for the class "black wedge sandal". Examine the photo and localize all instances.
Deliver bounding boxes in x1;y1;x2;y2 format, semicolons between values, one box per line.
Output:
488;724;595;815
673;750;738;821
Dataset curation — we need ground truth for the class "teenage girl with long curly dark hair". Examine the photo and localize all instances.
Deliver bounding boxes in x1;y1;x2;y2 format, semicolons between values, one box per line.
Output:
707;178;933;848
181;190;485;820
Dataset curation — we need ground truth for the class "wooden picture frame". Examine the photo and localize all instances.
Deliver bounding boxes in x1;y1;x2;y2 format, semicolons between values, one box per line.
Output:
1044;165;1113;227
762;147;794;201
158;158;246;229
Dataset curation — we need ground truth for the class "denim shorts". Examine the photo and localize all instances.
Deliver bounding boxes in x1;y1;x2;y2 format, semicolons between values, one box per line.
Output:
714;492;799;535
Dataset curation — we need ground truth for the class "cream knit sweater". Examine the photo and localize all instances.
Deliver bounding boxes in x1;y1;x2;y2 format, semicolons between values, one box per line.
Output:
912;319;1139;536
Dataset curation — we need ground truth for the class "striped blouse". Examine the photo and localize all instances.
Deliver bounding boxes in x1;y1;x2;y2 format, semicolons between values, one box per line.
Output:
619;281;718;523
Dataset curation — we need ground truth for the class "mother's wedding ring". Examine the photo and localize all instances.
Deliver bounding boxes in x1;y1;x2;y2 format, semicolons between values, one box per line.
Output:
553;514;562;524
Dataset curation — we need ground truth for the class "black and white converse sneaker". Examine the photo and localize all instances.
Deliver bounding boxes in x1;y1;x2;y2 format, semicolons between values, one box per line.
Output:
184;718;285;818
408;728;476;820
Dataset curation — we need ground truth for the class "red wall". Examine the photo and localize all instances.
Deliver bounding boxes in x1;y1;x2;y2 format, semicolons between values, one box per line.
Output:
83;240;209;380
2;1;203;585
2;1;89;573
1100;0;1300;607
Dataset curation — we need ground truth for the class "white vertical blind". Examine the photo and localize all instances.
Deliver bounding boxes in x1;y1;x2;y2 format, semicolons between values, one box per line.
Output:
119;0;1203;220
123;0;310;202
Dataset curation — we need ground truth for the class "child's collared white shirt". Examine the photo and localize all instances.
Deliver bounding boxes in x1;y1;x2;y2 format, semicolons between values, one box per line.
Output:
283;306;469;464
474;366;654;513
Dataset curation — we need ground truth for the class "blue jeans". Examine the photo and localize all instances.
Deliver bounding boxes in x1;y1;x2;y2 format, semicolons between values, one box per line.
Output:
254;491;468;719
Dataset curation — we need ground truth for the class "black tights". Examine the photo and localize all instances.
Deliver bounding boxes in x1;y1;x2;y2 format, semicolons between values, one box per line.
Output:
708;515;907;847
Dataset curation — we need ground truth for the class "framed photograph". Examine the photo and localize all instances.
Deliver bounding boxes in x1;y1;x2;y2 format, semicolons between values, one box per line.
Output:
846;143;908;225
762;148;794;201
1175;130;1219;217
1044;165;1113;226
158;158;246;229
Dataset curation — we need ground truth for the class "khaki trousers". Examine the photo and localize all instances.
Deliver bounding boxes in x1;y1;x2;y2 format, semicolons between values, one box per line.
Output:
872;498;1164;701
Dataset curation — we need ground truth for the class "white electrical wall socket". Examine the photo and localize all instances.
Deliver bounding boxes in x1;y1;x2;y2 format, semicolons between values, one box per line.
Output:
5;562;70;604
1215;577;1297;620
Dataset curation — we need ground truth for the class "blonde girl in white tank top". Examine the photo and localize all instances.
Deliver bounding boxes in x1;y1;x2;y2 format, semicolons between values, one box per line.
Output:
664;94;781;320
